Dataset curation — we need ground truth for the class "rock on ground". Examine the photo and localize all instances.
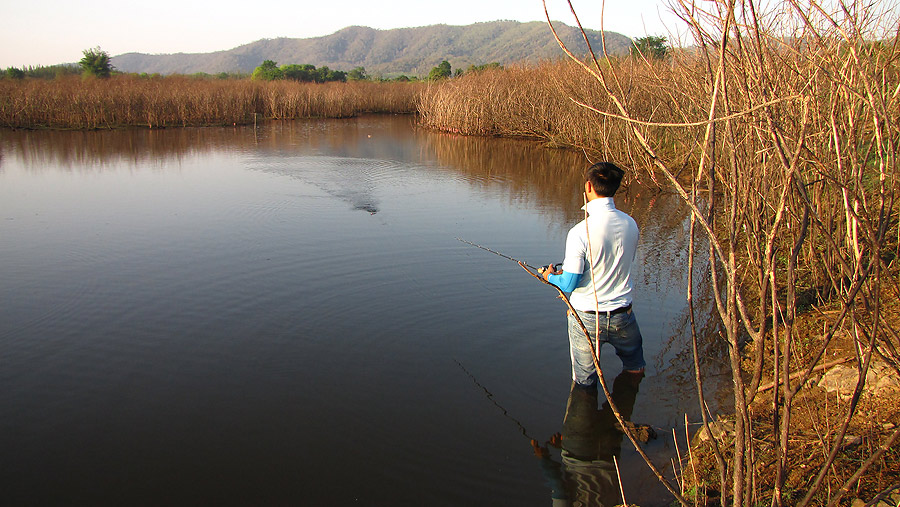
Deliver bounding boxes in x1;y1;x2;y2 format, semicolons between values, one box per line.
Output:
818;360;900;400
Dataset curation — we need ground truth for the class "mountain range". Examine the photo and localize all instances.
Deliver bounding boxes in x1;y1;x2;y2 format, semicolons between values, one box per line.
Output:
111;21;632;77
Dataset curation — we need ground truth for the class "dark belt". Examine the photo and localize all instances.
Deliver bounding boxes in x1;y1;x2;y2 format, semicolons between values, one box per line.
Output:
584;304;631;315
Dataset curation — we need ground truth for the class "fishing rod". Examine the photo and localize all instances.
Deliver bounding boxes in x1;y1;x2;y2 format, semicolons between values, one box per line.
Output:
455;237;560;273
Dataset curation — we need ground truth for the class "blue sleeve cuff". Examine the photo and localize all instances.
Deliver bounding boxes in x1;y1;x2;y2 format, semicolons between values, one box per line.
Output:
547;271;581;292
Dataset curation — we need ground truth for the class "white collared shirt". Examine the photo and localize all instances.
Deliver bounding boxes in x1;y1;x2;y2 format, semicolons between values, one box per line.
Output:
560;197;639;312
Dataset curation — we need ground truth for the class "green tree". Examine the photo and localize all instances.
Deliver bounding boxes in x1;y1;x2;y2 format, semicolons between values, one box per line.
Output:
79;47;113;78
630;36;669;59
251;60;283;80
465;62;502;74
5;67;25;79
428;60;452;80
20;64;79;79
281;64;317;82
325;69;346;82
313;66;346;83
347;66;368;81
315;66;329;82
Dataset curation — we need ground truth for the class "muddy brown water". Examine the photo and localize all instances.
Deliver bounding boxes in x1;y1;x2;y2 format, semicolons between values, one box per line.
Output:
0;116;729;506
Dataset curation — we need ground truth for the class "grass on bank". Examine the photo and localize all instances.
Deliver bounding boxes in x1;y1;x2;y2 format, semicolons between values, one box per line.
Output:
417;57;701;182
685;291;900;506
0;75;422;129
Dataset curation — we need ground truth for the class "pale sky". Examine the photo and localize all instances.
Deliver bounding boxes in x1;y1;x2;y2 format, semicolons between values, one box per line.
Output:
1;0;683;69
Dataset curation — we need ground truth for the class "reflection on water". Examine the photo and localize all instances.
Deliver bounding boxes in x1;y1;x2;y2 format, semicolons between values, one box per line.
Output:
0;117;423;172
0;116;728;506
423;131;590;218
535;373;646;507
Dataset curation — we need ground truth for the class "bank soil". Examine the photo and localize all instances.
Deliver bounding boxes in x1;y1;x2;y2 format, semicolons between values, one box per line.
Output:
686;293;900;506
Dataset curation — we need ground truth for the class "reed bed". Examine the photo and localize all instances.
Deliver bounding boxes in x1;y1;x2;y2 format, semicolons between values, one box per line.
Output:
0;76;422;129
418;58;702;177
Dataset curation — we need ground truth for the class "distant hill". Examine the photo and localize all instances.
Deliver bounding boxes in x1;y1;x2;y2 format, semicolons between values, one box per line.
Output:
111;21;631;77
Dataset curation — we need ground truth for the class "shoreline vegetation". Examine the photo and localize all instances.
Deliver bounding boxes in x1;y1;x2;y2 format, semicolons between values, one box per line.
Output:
0;58;665;140
0;76;420;129
2;0;899;505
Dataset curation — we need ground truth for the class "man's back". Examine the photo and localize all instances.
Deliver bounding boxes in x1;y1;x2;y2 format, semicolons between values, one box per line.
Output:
563;197;639;312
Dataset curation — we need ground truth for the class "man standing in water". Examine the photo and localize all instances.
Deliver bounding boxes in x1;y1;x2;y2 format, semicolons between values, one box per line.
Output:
538;162;645;388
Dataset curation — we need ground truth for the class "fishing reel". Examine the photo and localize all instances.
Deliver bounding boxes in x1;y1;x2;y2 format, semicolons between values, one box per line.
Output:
539;263;563;274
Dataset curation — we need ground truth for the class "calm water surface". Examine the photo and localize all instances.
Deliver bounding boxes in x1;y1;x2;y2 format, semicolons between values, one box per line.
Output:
1;116;727;506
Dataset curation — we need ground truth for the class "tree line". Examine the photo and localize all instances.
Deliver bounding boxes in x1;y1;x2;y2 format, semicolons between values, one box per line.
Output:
251;60;357;82
250;60;424;83
4;36;670;82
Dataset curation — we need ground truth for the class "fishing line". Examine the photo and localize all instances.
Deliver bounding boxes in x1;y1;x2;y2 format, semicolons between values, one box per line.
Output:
456;237;560;273
453;358;535;441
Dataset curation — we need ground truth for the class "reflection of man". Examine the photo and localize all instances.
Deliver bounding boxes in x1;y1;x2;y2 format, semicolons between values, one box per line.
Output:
533;371;645;506
538;162;645;387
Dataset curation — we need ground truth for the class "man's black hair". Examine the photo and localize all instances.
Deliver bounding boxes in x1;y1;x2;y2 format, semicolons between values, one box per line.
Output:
584;162;625;197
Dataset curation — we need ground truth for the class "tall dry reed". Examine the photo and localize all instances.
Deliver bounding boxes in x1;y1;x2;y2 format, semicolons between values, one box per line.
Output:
0;76;422;129
418;57;703;179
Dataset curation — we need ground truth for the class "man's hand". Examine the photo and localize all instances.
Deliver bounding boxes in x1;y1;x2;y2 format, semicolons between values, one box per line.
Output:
547;432;562;448
531;433;562;457
538;263;562;281
530;438;549;458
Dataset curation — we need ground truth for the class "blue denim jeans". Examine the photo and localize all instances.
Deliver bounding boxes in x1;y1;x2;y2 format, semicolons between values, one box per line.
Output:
567;308;645;387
